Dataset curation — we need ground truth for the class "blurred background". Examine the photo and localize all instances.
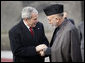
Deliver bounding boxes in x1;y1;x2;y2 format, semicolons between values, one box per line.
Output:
1;1;84;62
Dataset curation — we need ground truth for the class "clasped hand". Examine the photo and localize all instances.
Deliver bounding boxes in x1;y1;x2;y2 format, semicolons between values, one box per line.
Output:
36;44;48;56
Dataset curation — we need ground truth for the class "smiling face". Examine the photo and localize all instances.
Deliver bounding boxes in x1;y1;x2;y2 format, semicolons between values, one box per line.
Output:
25;13;38;27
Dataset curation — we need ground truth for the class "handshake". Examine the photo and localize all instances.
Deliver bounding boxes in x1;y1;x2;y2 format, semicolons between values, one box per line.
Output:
36;44;48;56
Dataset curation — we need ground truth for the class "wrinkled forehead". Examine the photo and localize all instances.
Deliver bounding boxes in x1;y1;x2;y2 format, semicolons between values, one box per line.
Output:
47;14;57;20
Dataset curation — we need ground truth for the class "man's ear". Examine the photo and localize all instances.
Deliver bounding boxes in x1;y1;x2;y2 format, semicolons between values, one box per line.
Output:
24;18;27;21
26;18;28;21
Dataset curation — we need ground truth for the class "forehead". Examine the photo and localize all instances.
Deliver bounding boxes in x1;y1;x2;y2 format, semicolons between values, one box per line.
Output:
47;14;57;19
31;13;38;18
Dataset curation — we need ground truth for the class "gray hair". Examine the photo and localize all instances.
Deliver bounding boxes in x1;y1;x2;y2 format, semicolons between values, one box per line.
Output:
21;6;38;19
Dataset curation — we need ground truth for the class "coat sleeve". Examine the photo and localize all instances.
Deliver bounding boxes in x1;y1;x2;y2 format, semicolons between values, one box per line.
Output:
70;27;82;62
9;30;38;57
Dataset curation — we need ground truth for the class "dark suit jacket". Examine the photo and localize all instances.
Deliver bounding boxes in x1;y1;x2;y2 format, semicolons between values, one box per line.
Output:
9;19;49;62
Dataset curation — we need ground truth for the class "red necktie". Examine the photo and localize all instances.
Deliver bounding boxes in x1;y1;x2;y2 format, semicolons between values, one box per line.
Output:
29;27;34;36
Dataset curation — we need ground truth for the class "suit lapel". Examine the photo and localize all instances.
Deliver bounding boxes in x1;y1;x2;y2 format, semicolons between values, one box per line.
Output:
50;27;60;47
33;24;40;43
20;21;42;45
20;20;33;40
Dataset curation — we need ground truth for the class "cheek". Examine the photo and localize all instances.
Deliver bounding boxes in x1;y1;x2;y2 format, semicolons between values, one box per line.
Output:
30;21;32;25
48;20;52;24
32;20;37;26
30;20;34;24
33;21;36;24
51;21;54;24
52;19;56;24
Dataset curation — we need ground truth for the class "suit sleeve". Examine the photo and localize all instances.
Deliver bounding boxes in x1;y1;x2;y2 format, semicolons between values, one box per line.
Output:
9;30;38;57
70;28;82;62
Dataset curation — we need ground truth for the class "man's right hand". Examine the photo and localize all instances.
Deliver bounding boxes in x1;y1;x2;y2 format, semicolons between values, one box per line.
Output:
36;44;48;52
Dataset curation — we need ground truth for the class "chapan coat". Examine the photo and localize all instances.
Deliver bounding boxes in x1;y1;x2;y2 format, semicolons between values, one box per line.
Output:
50;19;82;62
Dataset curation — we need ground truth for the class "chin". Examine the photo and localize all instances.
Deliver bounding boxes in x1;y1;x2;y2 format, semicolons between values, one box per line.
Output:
33;25;36;27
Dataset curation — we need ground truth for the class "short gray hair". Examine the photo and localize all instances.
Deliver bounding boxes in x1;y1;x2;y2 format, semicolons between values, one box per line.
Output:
21;6;38;19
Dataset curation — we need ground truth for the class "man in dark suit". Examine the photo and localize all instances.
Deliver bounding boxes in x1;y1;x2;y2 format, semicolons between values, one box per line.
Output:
37;4;82;62
9;6;49;62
